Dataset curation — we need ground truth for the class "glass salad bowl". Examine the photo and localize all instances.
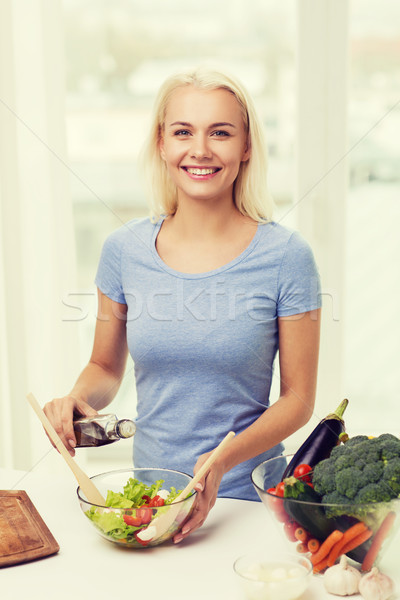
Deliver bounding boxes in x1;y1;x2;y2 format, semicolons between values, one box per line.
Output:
77;467;196;548
251;455;400;573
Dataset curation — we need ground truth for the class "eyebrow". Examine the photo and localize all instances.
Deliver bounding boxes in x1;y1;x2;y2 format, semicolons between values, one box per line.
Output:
168;121;237;129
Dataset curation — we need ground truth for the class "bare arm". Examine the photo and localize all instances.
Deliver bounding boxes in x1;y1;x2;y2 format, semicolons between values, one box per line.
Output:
174;308;321;543
43;290;129;455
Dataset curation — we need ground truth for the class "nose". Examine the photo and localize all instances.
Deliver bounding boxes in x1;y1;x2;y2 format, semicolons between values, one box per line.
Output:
190;134;212;160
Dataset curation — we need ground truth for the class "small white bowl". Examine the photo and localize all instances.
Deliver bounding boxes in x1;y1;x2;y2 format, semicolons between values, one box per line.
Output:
233;552;312;600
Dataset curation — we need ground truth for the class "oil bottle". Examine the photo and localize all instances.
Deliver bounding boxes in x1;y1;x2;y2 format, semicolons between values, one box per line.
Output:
73;414;136;447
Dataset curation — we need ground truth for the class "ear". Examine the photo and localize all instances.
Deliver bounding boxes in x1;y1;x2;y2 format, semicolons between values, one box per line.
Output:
241;139;251;162
158;134;166;161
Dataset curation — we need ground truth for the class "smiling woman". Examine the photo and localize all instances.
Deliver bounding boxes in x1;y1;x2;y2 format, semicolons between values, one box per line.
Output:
4;0;397;504
42;65;322;546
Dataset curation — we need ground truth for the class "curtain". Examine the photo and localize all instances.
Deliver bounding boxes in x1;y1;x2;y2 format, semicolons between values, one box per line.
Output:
0;0;81;471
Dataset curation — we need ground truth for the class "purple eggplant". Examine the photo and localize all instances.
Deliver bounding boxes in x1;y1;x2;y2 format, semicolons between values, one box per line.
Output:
282;398;349;480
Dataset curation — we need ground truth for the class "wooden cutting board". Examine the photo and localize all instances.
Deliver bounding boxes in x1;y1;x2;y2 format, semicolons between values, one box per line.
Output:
0;490;59;567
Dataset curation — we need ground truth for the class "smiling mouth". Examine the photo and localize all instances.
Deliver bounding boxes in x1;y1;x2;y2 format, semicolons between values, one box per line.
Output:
183;167;221;175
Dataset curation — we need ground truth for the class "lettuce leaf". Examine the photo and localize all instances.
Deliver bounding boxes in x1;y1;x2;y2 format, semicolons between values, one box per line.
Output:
105;490;134;508
121;478;164;507
165;486;181;504
87;508;126;534
86;507;141;540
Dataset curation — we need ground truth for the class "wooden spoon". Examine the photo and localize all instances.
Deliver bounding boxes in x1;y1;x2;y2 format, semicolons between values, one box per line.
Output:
136;430;235;544
26;392;105;506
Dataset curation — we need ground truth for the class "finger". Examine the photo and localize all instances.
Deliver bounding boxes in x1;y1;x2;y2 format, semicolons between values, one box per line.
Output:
192;462;210;495
173;512;204;543
173;493;210;543
194;480;204;493
60;400;78;454
44;397;76;456
68;399;99;454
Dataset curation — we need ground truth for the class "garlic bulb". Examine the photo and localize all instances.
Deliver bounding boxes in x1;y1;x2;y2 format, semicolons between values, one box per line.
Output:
359;567;395;600
323;555;362;596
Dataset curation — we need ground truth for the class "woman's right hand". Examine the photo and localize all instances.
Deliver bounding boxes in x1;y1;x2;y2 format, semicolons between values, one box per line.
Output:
43;395;98;456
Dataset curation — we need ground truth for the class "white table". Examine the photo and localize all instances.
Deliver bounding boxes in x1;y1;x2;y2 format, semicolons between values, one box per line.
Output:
1;468;399;600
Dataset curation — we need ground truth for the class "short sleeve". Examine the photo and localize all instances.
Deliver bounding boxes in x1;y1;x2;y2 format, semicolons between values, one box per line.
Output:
95;230;126;304
277;231;321;317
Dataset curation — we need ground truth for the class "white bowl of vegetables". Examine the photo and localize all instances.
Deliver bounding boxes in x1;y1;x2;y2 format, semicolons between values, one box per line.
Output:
77;468;196;548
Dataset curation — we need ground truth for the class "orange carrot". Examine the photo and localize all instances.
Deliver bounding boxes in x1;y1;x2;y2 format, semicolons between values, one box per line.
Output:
294;527;309;543
326;521;368;566
307;538;320;554
361;511;396;572
296;542;308;553
341;528;372;554
313;557;329;574
310;530;343;565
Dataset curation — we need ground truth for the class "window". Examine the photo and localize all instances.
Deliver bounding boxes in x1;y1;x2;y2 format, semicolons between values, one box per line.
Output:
343;0;400;435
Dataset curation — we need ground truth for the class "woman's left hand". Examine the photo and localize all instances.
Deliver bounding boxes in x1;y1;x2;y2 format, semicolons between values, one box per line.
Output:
173;451;224;544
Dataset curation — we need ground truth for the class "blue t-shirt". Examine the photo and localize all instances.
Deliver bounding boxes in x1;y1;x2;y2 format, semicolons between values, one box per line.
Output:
95;217;321;500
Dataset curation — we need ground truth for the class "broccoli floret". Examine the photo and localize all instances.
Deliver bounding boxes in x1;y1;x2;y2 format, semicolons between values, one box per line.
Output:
320;491;352;520
329;444;347;459
334;453;365;471
313;459;336;494
360;442;381;465
363;462;384;483
342;435;369;447
377;433;400;444
335;467;368;499
354;482;395;504
382;459;400;495
321;491;350;506
312;434;400;508
379;434;400;462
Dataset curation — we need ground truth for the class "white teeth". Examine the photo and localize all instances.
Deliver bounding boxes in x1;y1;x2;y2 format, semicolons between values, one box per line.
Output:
186;168;217;175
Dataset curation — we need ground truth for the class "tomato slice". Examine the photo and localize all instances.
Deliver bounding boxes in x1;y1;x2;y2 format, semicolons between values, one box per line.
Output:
123;513;142;527
136;507;152;525
148;495;165;507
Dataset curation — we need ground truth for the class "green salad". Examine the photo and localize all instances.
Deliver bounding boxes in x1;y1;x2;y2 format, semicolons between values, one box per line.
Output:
86;477;181;546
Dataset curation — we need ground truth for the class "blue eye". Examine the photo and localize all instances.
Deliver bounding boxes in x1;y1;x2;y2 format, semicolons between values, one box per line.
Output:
174;130;190;136
213;130;230;137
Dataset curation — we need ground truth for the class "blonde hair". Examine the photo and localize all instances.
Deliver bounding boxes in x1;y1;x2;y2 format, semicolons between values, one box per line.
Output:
140;66;274;222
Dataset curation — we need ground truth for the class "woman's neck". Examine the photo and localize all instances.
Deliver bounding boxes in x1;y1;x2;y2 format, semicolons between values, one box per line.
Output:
168;197;249;241
155;193;259;273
